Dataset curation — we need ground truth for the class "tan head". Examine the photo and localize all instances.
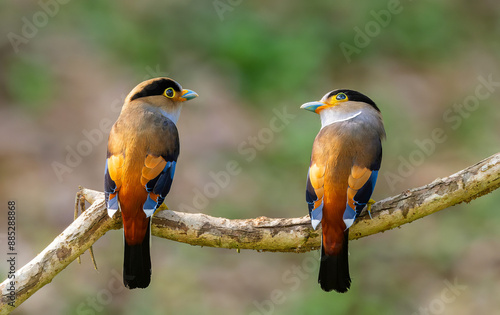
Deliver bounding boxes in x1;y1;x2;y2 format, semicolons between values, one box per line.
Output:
123;77;198;122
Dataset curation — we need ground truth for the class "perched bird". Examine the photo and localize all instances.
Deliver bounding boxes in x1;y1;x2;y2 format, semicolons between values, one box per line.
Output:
301;89;385;293
104;77;198;289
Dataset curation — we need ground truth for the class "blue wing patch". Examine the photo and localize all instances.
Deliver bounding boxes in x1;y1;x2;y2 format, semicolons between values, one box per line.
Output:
353;171;378;216
343;170;379;229
343;205;356;229
143;161;176;217
306;165;325;230
104;156;123;218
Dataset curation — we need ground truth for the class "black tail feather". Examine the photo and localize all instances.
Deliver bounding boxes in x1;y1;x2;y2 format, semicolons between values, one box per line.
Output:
318;229;351;293
123;219;151;289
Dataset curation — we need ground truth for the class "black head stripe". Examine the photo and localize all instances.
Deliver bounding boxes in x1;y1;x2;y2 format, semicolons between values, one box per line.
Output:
129;78;182;101
329;89;380;112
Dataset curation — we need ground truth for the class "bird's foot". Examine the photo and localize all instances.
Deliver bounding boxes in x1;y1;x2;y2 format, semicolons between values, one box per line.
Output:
366;199;376;219
157;203;169;213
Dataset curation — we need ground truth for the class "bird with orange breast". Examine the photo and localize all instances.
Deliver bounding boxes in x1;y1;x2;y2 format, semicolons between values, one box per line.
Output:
105;77;198;289
301;89;385;293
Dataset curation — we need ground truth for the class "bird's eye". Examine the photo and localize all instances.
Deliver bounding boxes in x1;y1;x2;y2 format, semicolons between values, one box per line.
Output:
336;93;347;101
164;88;175;98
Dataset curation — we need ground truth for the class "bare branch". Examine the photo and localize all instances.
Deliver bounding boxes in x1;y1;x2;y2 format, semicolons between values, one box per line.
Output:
1;153;499;313
0;198;120;314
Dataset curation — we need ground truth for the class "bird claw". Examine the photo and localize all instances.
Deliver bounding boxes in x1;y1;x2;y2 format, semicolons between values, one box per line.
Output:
366;199;376;219
160;203;169;211
155;203;169;215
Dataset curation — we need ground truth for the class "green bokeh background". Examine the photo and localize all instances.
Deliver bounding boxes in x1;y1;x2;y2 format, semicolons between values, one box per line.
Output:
1;1;499;314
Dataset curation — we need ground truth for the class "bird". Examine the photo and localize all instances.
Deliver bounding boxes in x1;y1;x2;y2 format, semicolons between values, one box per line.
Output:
104;77;198;289
300;89;385;293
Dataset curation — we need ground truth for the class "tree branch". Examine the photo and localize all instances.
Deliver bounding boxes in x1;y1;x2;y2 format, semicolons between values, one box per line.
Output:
1;153;499;313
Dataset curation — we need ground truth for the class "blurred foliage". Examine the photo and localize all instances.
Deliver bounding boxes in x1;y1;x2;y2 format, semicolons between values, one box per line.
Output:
5;54;55;112
1;0;500;314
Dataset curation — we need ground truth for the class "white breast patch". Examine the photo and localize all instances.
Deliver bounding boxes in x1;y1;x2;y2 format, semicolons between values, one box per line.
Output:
320;109;362;129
